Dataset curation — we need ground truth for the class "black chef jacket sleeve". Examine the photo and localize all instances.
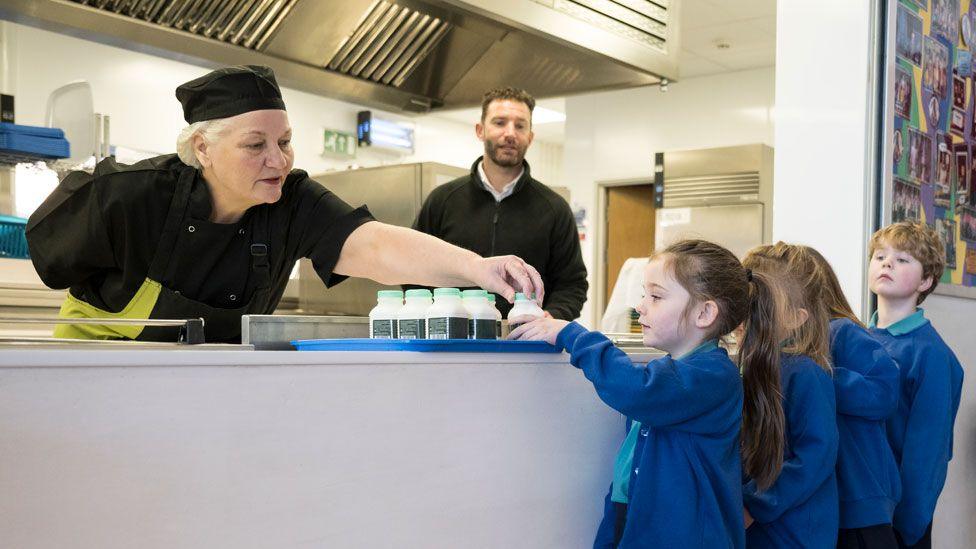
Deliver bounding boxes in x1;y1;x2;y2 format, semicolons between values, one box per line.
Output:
26;169;118;290
290;175;375;287
541;201;588;321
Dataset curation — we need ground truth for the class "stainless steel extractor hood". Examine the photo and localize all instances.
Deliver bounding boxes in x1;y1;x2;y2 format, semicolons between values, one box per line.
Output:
0;0;679;112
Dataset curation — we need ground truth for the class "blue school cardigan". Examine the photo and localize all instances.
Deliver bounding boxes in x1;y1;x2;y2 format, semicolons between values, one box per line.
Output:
556;322;745;549
869;309;964;545
830;317;902;528
743;353;839;548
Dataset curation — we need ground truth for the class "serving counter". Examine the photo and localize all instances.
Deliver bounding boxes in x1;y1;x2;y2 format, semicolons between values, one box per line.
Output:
0;347;658;548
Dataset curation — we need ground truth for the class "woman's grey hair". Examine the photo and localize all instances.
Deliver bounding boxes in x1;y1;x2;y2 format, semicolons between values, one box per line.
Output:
176;118;232;168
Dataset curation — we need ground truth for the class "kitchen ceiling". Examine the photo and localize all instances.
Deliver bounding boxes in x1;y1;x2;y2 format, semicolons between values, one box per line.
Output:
0;0;682;113
433;0;776;143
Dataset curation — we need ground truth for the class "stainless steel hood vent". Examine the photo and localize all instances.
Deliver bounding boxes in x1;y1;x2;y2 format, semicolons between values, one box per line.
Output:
1;0;680;113
533;0;669;51
327;1;452;88
69;0;300;50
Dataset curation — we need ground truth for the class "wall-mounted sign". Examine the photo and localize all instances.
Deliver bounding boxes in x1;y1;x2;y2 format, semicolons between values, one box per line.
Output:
357;110;415;155
323;128;357;158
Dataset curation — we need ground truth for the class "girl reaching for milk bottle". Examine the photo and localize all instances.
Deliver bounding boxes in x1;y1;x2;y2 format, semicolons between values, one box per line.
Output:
510;239;781;549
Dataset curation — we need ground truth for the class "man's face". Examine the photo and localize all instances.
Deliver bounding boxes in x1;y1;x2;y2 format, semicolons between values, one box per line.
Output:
476;99;534;168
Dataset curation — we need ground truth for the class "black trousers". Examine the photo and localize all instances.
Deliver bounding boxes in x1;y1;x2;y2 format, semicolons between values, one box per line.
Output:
837;524;899;549
895;523;932;549
613;502;627;545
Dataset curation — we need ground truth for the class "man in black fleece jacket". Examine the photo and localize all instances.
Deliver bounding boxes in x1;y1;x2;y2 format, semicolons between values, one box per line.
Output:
411;87;587;320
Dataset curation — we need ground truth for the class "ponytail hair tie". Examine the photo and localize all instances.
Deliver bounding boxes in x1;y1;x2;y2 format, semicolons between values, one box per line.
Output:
746;269;754;283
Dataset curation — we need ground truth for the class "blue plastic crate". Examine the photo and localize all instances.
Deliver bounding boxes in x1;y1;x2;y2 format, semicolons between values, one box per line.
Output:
292;338;561;353
0;215;29;259
0;122;70;162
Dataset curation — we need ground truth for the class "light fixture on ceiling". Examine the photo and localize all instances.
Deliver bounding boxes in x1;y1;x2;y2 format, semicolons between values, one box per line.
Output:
532;106;567;125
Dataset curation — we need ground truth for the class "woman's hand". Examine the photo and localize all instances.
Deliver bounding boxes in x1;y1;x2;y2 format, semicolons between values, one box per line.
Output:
744;507;754;529
507;317;569;345
335;224;545;301
472;255;545;304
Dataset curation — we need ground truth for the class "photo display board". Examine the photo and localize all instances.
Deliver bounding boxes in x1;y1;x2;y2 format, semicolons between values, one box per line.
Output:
889;0;976;295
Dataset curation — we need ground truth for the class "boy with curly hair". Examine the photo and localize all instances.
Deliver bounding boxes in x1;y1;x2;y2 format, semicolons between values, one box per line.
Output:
867;221;964;548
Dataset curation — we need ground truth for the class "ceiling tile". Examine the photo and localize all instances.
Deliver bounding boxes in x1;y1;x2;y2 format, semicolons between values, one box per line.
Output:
681;19;776;61
677;50;730;79
751;15;777;37
679;0;735;31
699;0;776;21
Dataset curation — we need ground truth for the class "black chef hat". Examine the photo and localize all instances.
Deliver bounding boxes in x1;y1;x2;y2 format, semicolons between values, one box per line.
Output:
176;65;286;123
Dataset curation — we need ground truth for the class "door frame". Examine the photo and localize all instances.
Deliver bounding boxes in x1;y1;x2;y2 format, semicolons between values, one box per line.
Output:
594;177;655;327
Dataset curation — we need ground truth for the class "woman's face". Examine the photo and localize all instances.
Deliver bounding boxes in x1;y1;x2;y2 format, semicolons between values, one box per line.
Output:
198;109;294;213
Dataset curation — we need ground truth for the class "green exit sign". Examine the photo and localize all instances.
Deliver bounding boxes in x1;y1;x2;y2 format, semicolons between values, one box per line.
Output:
323;129;357;157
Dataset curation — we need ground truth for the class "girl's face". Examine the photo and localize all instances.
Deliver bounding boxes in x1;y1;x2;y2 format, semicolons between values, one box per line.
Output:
634;257;695;353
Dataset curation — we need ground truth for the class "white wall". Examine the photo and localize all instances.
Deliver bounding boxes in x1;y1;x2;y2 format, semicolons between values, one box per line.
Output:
563;66;776;326
775;2;974;547
772;1;873;312
0;21;562;184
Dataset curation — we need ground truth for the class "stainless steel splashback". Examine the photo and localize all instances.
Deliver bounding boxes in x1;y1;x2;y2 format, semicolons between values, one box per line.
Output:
299;162;467;316
0;0;678;112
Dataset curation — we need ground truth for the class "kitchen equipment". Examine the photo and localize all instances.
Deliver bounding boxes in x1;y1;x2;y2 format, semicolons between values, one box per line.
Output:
0;214;28;258
0;316;205;344
654;144;774;258
241;314;369;350
4;0;679;113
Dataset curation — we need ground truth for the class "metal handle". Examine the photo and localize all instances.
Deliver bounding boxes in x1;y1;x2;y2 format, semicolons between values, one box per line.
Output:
0;317;206;345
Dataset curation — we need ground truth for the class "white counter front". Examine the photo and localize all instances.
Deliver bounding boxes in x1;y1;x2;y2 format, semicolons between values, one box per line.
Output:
0;350;625;548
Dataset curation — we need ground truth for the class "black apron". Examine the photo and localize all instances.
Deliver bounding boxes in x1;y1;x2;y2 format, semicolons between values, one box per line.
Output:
137;165;274;343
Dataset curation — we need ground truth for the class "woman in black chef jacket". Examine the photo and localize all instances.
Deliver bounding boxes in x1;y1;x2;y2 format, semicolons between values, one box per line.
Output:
25;65;544;342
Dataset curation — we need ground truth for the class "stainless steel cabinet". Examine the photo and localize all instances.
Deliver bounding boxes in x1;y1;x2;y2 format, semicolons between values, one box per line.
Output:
299;162;467;315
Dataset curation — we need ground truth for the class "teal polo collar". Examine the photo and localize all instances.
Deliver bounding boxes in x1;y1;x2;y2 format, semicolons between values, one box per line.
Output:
869;308;928;335
675;339;719;360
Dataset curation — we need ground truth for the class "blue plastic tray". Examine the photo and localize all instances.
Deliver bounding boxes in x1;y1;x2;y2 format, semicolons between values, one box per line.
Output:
292;338;561;353
0;123;66;138
0;122;70;160
0;215;28;259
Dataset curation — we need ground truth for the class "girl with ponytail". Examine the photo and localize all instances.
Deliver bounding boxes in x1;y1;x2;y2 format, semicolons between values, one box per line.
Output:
776;244;900;548
741;244;839;548
511;239;771;548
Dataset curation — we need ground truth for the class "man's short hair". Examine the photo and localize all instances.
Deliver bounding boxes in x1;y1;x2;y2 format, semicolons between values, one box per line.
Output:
481;87;536;122
869;221;946;303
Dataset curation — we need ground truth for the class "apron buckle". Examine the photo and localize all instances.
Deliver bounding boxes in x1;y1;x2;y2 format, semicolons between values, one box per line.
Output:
250;243;268;256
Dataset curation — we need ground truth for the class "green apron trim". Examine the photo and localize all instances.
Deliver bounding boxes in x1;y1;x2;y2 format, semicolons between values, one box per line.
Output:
54;277;162;340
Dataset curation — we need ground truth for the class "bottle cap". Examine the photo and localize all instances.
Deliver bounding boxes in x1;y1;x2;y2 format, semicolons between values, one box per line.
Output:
433;288;461;298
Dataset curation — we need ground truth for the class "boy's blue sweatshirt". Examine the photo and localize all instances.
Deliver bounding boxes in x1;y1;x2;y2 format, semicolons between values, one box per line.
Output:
555;322;745;549
743;354;839;548
829;317;902;529
869;309;964;545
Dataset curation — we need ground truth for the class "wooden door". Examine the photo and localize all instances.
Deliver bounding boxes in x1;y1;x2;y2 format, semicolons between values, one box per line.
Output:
605;184;655;308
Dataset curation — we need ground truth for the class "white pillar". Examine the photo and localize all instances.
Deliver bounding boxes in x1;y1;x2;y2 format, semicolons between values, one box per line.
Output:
772;1;878;314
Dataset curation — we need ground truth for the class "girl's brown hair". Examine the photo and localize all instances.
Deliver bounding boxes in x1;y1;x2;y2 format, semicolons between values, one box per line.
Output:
793;245;862;326
739;243;834;490
743;244;834;371
654;240;785;490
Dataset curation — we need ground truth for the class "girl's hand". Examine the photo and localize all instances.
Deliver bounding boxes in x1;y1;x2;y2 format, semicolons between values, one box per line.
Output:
744;507;754;529
507;317;569;345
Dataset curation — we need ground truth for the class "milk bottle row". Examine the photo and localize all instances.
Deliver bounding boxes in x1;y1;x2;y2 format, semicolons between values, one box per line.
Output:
368;289;545;340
